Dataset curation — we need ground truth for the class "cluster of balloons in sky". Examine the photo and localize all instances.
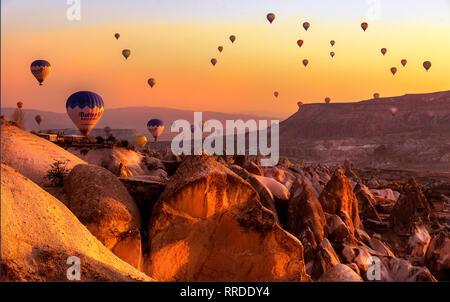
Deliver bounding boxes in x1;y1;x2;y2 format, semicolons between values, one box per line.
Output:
27;13;435;141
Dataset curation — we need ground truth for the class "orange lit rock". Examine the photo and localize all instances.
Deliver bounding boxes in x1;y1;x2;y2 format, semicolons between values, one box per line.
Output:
319;168;361;234
0;163;150;281
144;155;311;281
64;164;142;270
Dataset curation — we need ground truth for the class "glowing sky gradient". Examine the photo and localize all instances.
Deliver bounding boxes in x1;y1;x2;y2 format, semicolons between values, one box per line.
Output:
2;0;449;115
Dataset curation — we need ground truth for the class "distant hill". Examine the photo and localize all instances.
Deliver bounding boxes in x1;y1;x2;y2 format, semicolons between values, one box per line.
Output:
280;90;450;140
1;106;280;142
278;91;450;172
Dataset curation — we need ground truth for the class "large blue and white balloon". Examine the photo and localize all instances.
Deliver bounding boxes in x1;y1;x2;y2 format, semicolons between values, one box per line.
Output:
30;60;51;86
66;91;104;136
147;119;164;141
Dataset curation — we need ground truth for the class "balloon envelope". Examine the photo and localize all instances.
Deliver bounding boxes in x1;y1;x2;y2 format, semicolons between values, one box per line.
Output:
381;48;387;56
136;136;148;147
148;78;156;88
30;60;51;86
303;22;310;31
297;40;304;47
390;107;398;116
302;59;309;67
330;52;335;58
122;49;131;59
147;119;164;141
267;13;275;24
297;102;303;109
211;58;217;66
401;59;407;67
325;97;331;104
114;33;120;40
218;46;223;52
423;61;432;71
274;91;279;98
330;40;335;46
373;93;380;99
229;35;236;43
66;91;104;136
35;115;43;125
361;22;368;31
391;67;397;75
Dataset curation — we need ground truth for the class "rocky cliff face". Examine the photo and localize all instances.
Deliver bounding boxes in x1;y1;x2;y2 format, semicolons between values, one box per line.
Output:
279;91;450;171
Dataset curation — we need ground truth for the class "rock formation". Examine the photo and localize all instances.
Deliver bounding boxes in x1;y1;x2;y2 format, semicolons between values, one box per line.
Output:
286;178;326;244
319;168;361;234
144;155;311;281
1;163;150;281
391;178;434;235
64;164;143;269
1;124;85;186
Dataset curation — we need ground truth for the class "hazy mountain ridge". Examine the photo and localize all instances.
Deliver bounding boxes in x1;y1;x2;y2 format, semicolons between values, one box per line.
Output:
280;90;450;139
279;91;450;171
1;106;280;141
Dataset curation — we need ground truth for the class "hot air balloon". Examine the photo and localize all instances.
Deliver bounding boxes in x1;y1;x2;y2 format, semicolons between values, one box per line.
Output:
390;107;398;116
302;59;309;67
35;115;43;125
122;49;131;59
104;126;112;136
390;67;397;75
148;78;156;88
361;22;368;32
66;91;104;137
147;119;164;142
17;101;23;108
381;48;387;56
423;61;432;71
303;22;310;31
114;33;120;40
30;60;51;86
136;136;148;147
297;101;303;109
373;93;380;99
218;46;223;52
325;97;331;104
274;91;279;98
211;58;217;66
330;40;335;46
297;40;304;48
229;35;236;43
267;13;276;24
401;59;407;67
330;52;335;58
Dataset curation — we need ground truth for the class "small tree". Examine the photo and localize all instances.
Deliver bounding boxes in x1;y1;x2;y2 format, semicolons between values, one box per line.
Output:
46;160;69;187
96;136;105;144
106;135;116;144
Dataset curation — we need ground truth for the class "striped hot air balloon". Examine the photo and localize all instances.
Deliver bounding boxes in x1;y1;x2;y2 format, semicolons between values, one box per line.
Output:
66;91;104;136
30;60;51;86
147;119;164;142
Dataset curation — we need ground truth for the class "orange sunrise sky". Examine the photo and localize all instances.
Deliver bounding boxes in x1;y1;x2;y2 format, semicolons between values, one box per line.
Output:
1;0;449;116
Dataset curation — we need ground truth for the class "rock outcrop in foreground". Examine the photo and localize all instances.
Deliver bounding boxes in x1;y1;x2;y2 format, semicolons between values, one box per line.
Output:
144;155;311;281
64;164;143;270
0;163;151;281
1;125;85;185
